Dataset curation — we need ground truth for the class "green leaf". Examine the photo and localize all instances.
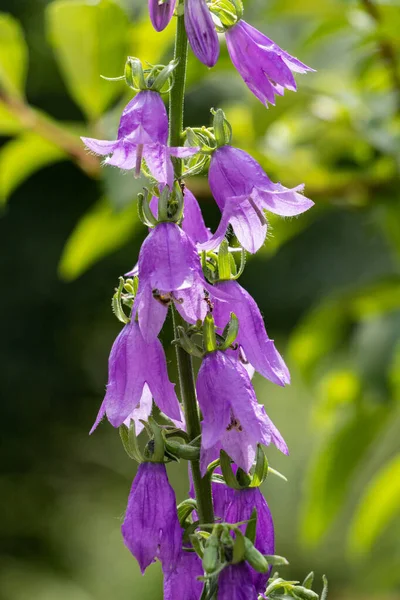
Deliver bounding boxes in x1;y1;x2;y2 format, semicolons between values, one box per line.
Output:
58;197;140;280
0;132;66;206
348;453;400;555
46;0;130;120
0;100;23;135
300;407;389;546
0;12;28;97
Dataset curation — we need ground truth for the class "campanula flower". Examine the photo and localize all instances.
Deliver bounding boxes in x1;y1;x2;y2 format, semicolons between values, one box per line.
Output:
90;320;181;430
226;20;313;106
201;145;314;253
213;279;290;386
81;90;198;184
185;0;219;67
225;487;274;593
122;462;182;573
133;222;210;340
149;0;176;32
163;550;203;599
196;351;288;474
218;562;258;599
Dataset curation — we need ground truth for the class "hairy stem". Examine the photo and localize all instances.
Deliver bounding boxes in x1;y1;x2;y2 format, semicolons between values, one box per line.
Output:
169;12;214;525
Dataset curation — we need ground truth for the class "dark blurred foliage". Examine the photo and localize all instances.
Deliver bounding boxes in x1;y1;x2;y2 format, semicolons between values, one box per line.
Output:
0;1;400;599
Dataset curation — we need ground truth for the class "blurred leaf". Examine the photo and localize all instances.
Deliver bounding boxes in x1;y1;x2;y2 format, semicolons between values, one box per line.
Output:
0;132;66;205
130;16;174;64
58;197;140;280
46;0;130;120
300;406;389;546
0;12;28;98
0;100;22;135
348;453;400;555
313;369;362;425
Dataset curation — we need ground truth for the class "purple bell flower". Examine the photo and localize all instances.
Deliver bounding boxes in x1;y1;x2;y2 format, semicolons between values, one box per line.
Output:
196;351;288;475
163;550;203;599
226;19;314;106
122;462;182;574
200;145;314;253
181;187;210;244
133;222;209;340
213;279;290;386
218;562;258;599
149;0;176;32
90;320;181;430
225;487;274;593
81;90;198;184
185;0;219;67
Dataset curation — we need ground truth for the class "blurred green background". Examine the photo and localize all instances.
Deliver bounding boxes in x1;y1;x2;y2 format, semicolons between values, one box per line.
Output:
1;0;400;598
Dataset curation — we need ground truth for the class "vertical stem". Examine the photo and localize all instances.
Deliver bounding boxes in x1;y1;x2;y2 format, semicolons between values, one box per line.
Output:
169;10;214;525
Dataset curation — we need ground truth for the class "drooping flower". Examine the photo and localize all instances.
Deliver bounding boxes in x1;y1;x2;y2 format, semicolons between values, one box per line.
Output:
163;549;203;599
185;0;219;67
133;222;209;340
225;487;274;593
81;90;198;184
196;351;288;475
122;462;182;574
200;145;314;253
149;0;176;32
218;562;258;599
213;279;290;385
225;19;313;106
90;319;181;430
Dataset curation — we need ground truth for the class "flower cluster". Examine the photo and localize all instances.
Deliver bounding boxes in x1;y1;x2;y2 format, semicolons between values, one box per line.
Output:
86;1;324;598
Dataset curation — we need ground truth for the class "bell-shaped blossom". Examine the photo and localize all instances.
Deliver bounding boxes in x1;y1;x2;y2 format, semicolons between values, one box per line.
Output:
181;188;210;244
196;351;288;474
201;145;314;253
226;20;313;106
122;462;182;574
133;222;210;340
149;0;176;32
213;279;289;386
90;320;181;430
218;562;258;599
185;0;219;67
81;90;198;184
225;487;274;593
163;550;203;599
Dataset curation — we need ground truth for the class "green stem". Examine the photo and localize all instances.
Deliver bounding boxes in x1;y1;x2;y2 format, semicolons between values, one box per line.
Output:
169;11;214;526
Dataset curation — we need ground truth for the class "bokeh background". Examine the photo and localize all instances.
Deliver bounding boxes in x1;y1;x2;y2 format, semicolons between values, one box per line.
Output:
1;0;400;598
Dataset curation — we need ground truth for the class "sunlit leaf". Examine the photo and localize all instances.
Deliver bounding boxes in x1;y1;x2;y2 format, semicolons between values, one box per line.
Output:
130;16;175;64
0;12;28;97
313;369;362;425
58;197;140;280
348;453;400;555
46;0;130;120
300;406;390;546
0;100;22;135
0;132;66;205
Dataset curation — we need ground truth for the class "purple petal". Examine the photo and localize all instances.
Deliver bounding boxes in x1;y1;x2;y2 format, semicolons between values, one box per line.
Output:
163;550;203;600
218;563;258;600
148;0;176;32
168;146;200;158
174;279;207;324
213;280;290;385
228;197;268;254
105;141;138;169
138;222;201;292
135;282;168;340
118;90;169;145
123;383;153;435
122;463;181;573
181;188;210;243
81;137;120;155
253;184;314;217
185;0;219;67
143;143;174;185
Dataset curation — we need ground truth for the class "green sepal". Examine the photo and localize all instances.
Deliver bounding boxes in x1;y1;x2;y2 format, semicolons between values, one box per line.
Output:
268;466;288;482
321;575;328;600
220;450;242;490
264;555;289;567
189;534;204;559
165;438;201;461
174;325;204;358
158;185;170;222
203;313;218;353
202;532;220;574
245;507;257;544
150;58;179;93
137;189;157;227
119;420;143;463
244;536;269;573
302;572;314;590
111;276;130;324
291;586;319;600
142;416;165;462
177;498;197;526
220;312;239;350
217;239;231;281
250;445;269;487
125;56;147;91
232;528;246;564
231;247;246;280
211;108;232;147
